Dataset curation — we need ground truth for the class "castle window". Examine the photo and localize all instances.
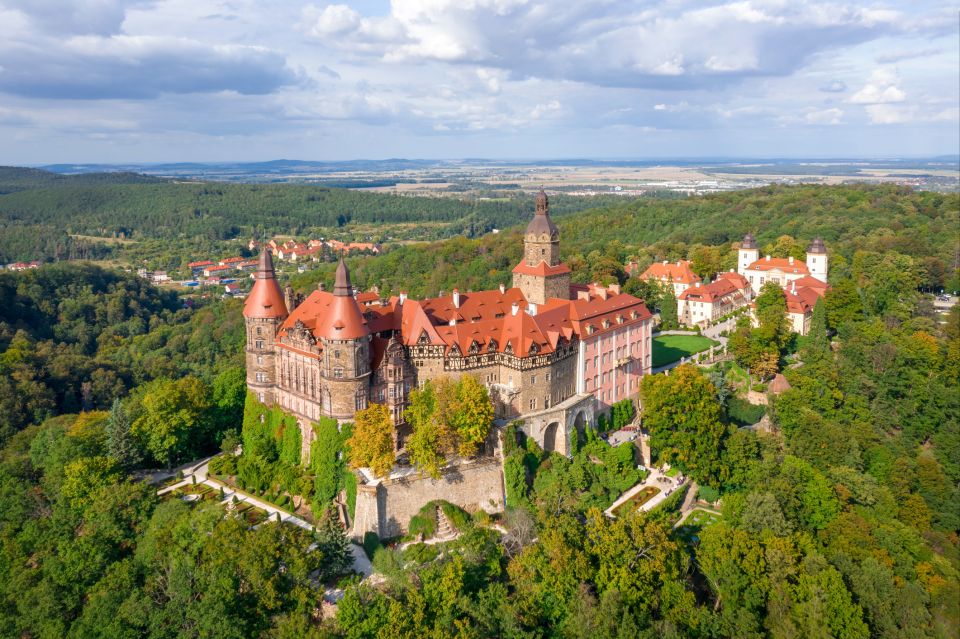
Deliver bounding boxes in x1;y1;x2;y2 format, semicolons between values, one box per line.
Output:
544;397;550;409
531;375;536;384
334;350;341;359
355;392;367;411
256;327;262;336
255;340;264;349
257;355;263;365
546;373;551;382
529;398;536;410
334;368;343;379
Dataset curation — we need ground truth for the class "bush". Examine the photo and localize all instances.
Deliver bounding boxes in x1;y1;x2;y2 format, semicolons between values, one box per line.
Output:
362;531;381;560
504;451;529;509
439;501;471;531
697;485;721;503
371;546;403;577
727;397;766;426
208;454;237;476
402;542;441;565
343;469;357;520
408;512;436;539
473;509;492;527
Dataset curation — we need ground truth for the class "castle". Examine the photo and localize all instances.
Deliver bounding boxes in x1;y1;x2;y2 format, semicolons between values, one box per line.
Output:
243;190;654;461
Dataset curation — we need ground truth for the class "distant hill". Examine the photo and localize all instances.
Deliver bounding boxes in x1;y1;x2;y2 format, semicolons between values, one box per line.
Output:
0;166;609;263
0;166;165;195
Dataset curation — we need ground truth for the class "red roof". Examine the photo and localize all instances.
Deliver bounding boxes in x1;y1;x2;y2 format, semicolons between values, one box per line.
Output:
220;257;245;264
204;265;233;272
679;279;744;303
639;260;701;285
746;256;810;275
785;284;825;315
188;260;214;267
715;271;750;288
511;261;572;277
243;251;289;320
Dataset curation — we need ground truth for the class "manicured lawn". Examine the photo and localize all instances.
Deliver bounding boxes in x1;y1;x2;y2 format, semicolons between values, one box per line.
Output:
652;334;720;368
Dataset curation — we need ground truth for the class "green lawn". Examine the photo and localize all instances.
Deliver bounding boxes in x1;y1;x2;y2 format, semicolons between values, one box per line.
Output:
652;334;720;368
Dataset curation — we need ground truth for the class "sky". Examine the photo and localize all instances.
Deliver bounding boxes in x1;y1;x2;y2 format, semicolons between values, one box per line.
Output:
0;0;958;163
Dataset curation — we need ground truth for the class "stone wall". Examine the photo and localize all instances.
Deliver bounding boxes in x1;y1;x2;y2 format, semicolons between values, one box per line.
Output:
350;457;506;540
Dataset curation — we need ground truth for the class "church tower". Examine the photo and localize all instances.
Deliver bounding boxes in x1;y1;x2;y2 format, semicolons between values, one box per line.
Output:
512;189;571;304
316;258;371;420
806;237;828;282
738;233;760;276
243;248;288;404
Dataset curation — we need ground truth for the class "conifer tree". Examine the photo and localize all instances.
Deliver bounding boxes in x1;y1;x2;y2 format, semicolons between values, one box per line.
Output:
105;398;141;469
659;285;678;329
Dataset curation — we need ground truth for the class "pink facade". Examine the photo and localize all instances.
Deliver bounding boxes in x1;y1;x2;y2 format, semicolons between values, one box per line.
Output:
580;316;652;411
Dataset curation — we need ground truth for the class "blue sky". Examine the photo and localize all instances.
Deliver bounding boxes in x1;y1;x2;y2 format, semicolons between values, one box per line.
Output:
0;0;957;163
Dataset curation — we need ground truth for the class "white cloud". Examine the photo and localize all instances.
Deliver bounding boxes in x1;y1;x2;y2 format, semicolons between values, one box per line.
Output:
819;80;846;93
805;107;843;125
865;103;912;124
850;68;906;104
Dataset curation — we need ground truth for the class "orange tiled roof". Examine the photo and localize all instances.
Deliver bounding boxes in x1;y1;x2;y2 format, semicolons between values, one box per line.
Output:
747;256;810;275
511;261;572;277
639;260;701;285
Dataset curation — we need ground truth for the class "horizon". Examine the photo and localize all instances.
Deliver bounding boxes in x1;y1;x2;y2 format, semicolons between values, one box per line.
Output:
1;1;958;163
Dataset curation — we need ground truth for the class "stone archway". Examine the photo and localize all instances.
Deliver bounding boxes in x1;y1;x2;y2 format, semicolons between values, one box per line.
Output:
543;422;560;452
573;411;586;438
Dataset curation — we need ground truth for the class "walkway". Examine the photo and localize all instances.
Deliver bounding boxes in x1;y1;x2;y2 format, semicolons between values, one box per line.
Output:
604;467;688;518
157;456;372;578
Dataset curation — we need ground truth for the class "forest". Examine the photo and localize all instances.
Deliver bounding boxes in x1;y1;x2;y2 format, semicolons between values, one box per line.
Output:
0;167;616;263
0;183;957;637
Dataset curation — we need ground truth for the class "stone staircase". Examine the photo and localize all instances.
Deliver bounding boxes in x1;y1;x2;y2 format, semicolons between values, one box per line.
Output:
435;505;456;539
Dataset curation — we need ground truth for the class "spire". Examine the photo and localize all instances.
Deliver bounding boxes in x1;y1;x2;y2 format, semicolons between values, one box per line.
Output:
807;237;826;254
535;187;548;215
526;188;559;238
741;233;757;249
333;256;352;297
244;248;288;319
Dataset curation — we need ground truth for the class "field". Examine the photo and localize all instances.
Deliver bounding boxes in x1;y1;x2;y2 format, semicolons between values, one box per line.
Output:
651;334;720;368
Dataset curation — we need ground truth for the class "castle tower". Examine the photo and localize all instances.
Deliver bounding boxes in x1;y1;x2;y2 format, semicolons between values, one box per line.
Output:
243;248;288;404
316;258;371;420
512;189;571;304
806;237;828;282
738;233;760;276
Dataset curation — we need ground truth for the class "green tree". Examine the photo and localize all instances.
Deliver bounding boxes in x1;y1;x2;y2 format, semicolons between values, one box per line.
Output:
450;375;494;457
659;285;678;329
105;398;141;469
641;364;727;485
347;403;395;478
311;417;345;505
131;376;212;466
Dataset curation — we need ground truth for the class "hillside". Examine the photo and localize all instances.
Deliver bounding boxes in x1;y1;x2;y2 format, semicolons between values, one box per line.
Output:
290;184;960;297
0;167;616;263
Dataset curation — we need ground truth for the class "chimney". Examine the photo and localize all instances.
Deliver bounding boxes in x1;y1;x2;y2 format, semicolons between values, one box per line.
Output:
527;302;537;316
662;260;668;264
729;268;734;272
677;261;681;266
765;255;771;261
695;282;701;288
439;290;445;298
609;283;621;295
453;289;460;308
791;281;797;294
511;302;519;316
788;256;794;264
399;291;407;305
318;281;325;291
449;318;457;326
499;283;506;294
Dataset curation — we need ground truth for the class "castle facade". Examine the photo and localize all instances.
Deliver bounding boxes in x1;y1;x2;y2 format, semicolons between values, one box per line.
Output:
243;191;654;460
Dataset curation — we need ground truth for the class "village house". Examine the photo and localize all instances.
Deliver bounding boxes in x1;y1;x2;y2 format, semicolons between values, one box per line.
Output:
676;271;752;327
634;259;701;296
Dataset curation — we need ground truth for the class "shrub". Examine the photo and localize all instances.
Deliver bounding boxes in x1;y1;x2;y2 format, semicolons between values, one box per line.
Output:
727;397;766;426
371;546;403;577
408;512;437;539
439;501;471;531
362;531;381;560
402;542;441;565
697;485;721;503
473;509;492;527
504;451;529;509
343;469;357;520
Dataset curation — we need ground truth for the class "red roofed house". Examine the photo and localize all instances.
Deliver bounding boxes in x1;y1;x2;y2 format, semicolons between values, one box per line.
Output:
677;271;752;327
636;260;701;296
203;264;235;277
243;190;653;464
738;234;830;335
